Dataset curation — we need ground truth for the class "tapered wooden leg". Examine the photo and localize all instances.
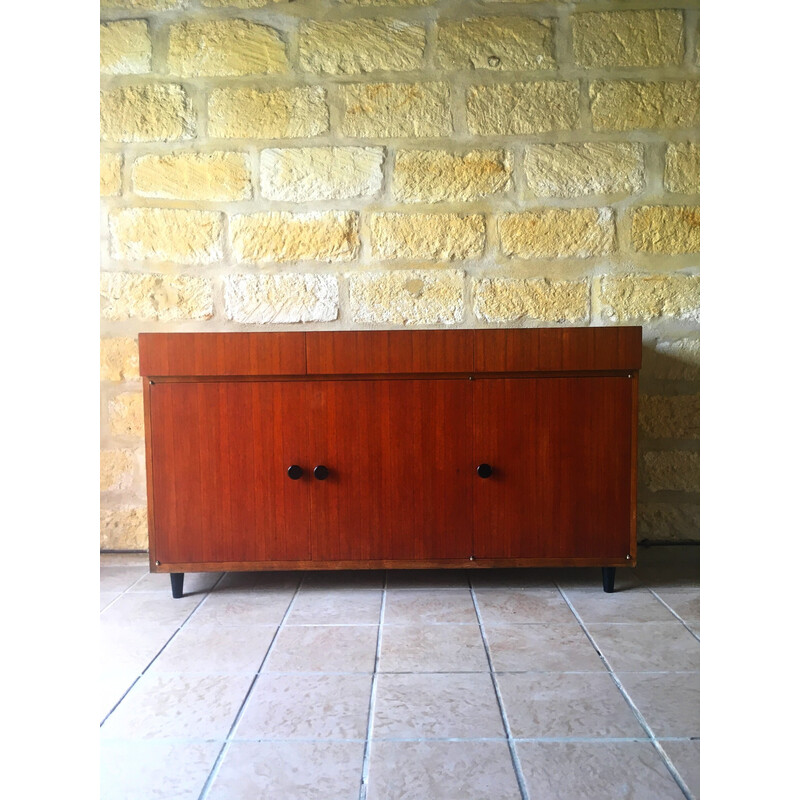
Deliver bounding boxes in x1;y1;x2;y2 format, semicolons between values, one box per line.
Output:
170;572;184;599
602;567;616;593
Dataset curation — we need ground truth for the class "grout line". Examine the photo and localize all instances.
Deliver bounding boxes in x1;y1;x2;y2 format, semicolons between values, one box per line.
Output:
469;576;530;800
358;571;388;800
647;588;700;643
99;572;226;728
195;572;306;800
556;584;695;800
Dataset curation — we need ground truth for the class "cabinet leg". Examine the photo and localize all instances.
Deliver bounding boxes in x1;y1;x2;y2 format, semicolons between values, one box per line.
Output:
602;567;616;594
170;572;184;599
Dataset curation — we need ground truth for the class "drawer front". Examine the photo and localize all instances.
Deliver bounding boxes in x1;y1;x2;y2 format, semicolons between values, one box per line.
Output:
306;330;474;375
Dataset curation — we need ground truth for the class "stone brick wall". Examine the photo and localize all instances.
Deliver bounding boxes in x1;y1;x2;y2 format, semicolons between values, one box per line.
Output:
100;0;700;550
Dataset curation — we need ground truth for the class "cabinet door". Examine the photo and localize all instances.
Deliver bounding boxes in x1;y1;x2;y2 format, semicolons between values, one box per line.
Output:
307;380;473;561
473;377;634;560
148;381;312;565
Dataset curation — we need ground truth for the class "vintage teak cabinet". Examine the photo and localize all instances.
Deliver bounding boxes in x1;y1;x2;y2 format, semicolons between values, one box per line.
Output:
139;328;641;597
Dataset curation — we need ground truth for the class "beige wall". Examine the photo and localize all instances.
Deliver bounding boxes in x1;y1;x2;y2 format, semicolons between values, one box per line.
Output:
100;0;700;550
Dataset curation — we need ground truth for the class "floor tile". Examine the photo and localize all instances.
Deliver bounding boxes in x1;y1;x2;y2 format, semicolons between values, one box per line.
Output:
619;672;700;738
265;625;378;672
475;588;575;624
588;622;701;672
207;741;365;800
383;589;477;625
100;672;252;739
372;672;504;739
189;591;295;626
552;566;641;591
100;620;177;675
469;567;556;589
215;571;303;592
497;672;645;739
100;592;203;629
100;740;220;800
302;569;385;589
515;741;686;800
236;672;373;740
128;571;222;595
653;589;700;625
660;739;700;798
386;569;469;589
100;566;149;593
149;624;277;675
100;592;119;612
367;740;521;800
561;587;678;624
484;623;604;672
379;624;488;673
286;588;383;625
99;671;139;723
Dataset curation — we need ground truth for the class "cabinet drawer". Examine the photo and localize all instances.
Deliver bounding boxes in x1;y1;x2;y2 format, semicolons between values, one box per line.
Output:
306;330;474;375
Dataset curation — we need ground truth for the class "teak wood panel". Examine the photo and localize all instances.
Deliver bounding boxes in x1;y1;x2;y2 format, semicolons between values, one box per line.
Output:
473;327;642;373
148;381;312;564
473;376;634;560
305;330;474;375
306;379;473;560
138;332;307;377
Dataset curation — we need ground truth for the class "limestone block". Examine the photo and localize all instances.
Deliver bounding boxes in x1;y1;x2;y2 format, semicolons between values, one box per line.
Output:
393;149;511;202
101;450;137;492
261;147;384;201
437;17;555;71
100;337;139;382
573;10;684;67
467;82;579;135
499;209;615;259
370;213;484;260
339;82;451;138
109;207;224;263
230;211;359;263
108;392;144;438
101;84;194;143
590;81;699;131
100;508;148;551
208;86;328;139
597;274;699;322
665;143;700;194
350;270;464;325
630;206;699;254
638;503;700;541
101;0;184;9
644;451;699;492
132;152;252;201
524;143;645;198
100;153;122;197
225;274;338;323
100;272;213;321
299;19;425;74
167;19;288;77
644;338;700;380
639;395;700;439
473;277;589;323
100;20;151;75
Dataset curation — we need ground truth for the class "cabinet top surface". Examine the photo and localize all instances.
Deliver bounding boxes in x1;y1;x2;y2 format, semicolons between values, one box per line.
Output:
138;327;642;378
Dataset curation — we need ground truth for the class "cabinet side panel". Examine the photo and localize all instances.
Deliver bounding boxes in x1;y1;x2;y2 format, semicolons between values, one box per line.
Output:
474;377;633;560
148;382;311;564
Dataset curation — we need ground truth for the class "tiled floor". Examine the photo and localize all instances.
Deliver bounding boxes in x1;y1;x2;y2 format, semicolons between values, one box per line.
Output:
100;546;700;800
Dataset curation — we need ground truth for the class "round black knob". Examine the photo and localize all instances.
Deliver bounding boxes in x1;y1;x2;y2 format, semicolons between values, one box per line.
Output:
477;463;493;479
314;465;329;481
287;465;303;480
